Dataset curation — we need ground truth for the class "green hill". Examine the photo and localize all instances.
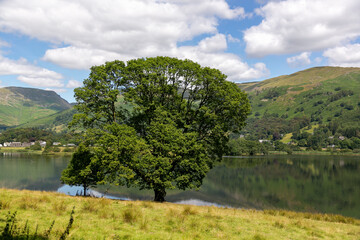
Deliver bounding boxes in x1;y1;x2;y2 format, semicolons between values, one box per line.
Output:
0;87;72;127
2;67;360;151
237;66;360;149
17;108;76;131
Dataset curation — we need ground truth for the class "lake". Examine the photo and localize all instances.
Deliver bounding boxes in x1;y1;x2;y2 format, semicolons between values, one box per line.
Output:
0;152;359;218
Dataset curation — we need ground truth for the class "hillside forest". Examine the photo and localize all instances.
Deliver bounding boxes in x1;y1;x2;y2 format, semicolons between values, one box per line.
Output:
0;66;360;155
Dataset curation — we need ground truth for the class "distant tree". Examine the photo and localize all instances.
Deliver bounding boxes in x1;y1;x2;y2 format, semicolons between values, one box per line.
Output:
30;142;42;151
69;57;250;202
61;144;102;196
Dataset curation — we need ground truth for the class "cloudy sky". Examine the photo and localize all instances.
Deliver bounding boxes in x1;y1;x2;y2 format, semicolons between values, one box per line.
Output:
0;0;359;102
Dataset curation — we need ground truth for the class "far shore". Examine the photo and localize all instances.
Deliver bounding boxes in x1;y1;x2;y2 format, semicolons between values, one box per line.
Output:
0;146;75;155
2;147;360;157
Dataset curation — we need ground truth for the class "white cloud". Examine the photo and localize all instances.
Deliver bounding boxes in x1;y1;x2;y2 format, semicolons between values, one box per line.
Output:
244;0;360;57
323;44;360;67
45;88;67;93
286;52;311;68
0;0;266;82
43;47;126;69
314;57;322;64
227;34;241;43
176;35;269;81
198;34;227;53
0;55;64;87
66;80;82;88
0;39;10;48
0;0;244;54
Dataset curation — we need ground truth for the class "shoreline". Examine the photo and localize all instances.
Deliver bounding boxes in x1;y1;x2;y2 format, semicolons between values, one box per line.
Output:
0;147;74;156
2;147;360;157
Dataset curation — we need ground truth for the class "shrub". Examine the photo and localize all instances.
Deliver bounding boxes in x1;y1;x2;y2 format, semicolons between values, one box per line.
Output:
0;200;10;209
1;209;75;240
63;147;74;152
122;205;141;224
30;142;42;151
345;105;354;110
52;147;61;152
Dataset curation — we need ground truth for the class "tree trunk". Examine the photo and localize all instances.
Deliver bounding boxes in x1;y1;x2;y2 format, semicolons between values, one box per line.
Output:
154;188;166;202
83;184;87;196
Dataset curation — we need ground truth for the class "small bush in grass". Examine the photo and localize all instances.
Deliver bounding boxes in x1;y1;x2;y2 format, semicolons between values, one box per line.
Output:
82;200;98;213
18;197;38;210
122;206;141;224
30;142;42;151
53;147;61;152
98;198;111;208
53;200;67;215
253;234;266;240
141;201;153;209
1;209;75;240
63;147;74;152
140;216;149;230
273;221;285;228
182;205;197;216
39;195;51;203
59;207;75;240
0;200;10;209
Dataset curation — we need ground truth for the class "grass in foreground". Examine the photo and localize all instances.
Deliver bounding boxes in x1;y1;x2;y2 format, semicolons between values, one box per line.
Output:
0;188;359;239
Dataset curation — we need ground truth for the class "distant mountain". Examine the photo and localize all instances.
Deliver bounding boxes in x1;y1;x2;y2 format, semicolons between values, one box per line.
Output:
238;66;360;140
0;87;72;127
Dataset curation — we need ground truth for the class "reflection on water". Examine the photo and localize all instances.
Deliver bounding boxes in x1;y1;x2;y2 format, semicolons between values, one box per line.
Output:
174;199;227;208
57;185;130;200
0;153;69;191
0;153;359;218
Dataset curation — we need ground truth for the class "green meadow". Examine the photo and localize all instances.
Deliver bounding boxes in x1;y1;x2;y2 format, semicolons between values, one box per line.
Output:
0;189;359;239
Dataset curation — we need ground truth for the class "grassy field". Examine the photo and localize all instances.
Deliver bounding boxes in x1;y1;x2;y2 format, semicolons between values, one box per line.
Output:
0;189;359;239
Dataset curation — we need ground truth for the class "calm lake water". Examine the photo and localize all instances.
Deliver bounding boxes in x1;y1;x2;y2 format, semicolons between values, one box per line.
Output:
0;152;359;218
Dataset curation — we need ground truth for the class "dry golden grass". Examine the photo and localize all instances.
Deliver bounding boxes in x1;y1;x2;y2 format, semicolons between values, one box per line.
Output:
0;188;359;239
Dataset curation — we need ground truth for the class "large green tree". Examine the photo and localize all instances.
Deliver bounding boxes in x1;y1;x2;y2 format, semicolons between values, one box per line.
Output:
69;56;250;201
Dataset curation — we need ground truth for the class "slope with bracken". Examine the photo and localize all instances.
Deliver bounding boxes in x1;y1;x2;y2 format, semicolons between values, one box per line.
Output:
0;87;72;128
238;67;360;140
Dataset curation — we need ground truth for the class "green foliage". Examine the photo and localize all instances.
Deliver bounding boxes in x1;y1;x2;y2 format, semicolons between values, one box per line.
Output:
328;90;354;102
62;147;74;153
18;108;76;130
52;147;61;152
243;116;310;140
59;207;75;240
30;142;42;151
239;67;360;151
0;127;76;146
263;87;286;99
69;56;250;201
61;144;103;196
228;139;271;156
1;209;74;240
0;128;50;143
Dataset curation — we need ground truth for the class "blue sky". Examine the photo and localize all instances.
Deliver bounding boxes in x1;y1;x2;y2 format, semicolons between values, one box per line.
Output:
0;0;359;102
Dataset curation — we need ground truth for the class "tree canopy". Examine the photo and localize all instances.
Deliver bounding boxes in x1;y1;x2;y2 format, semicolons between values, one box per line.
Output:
61;143;103;196
67;56;250;201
